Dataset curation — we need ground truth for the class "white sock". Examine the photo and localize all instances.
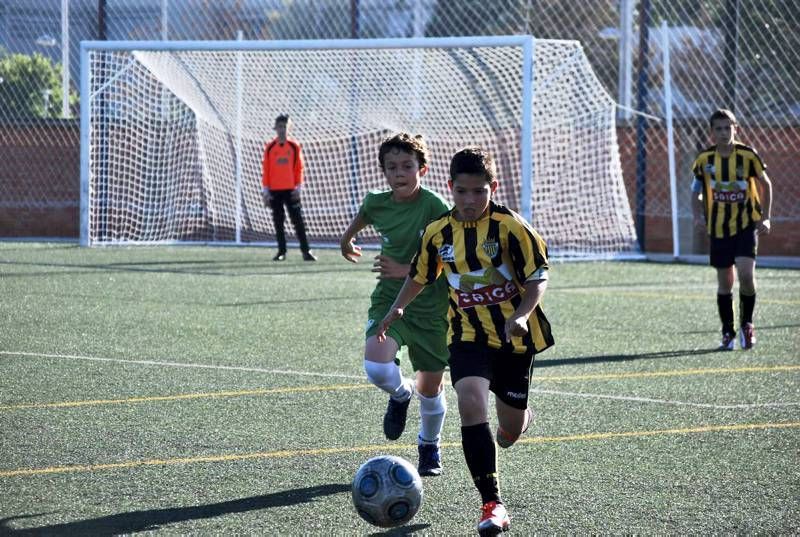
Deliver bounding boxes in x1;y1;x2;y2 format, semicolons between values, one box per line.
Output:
364;360;413;401
417;391;446;445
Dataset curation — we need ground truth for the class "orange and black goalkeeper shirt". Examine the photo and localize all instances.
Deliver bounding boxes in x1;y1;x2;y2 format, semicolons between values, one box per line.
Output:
691;143;766;239
262;138;303;191
409;201;554;355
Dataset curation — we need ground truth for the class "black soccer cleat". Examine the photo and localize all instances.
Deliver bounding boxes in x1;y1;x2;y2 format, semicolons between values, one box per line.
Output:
273;252;286;261
417;443;443;476
302;251;317;261
383;395;411;440
718;331;736;351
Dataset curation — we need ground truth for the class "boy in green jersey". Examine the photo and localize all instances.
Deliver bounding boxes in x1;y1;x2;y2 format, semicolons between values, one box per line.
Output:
340;133;450;476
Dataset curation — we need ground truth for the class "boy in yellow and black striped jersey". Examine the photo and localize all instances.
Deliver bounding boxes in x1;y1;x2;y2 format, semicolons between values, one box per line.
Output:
378;147;553;535
691;108;773;351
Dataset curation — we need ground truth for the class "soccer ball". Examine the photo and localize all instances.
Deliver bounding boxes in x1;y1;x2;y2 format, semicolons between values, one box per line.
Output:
351;455;424;528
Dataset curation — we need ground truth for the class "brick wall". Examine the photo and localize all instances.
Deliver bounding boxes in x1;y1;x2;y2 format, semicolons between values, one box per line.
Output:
0;121;80;237
1;121;796;256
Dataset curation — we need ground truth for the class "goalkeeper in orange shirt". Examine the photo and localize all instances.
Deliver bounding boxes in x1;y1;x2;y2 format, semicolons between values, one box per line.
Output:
262;114;316;261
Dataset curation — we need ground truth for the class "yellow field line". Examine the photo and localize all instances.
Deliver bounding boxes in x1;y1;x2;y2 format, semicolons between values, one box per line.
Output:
1;421;797;478
1;365;797;411
0;384;372;411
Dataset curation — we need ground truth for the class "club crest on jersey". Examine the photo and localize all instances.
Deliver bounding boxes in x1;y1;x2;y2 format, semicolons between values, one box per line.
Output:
482;238;499;258
704;163;715;175
438;244;455;262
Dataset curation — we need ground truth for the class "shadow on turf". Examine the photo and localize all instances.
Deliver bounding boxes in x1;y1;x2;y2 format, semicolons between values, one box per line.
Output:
0;259;361;278
368;523;431;536
0;483;351;536
536;347;722;367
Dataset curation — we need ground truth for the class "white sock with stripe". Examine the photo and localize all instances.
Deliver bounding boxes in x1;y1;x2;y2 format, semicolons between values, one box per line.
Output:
417;390;446;445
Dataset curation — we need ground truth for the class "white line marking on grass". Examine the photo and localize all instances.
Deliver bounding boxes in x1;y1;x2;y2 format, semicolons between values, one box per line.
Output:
0;350;363;380
2;421;797;478
558;287;800;305
533;388;800;409
537;364;800;382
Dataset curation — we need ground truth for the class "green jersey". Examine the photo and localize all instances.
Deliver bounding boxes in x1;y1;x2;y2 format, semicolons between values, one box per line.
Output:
359;187;450;318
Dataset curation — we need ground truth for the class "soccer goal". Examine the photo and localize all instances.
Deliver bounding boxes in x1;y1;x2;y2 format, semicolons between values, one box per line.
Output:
80;35;638;258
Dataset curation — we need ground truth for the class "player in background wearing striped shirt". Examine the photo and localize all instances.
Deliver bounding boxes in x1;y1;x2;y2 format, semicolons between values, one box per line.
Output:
691;109;773;350
262;114;316;261
378;147;554;535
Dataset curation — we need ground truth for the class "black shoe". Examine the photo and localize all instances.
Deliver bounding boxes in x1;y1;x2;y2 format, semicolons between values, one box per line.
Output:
718;331;735;351
302;251;317;261
383;394;411;440
418;443;443;476
273;252;286;261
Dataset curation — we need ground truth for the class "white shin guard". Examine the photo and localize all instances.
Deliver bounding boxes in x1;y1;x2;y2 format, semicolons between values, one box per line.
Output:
364;360;412;401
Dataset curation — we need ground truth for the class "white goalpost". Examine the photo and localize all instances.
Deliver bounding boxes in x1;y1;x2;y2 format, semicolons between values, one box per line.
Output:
80;35;638;259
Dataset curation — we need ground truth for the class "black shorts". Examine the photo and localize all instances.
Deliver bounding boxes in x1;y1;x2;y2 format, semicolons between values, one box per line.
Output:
709;226;757;268
448;341;534;409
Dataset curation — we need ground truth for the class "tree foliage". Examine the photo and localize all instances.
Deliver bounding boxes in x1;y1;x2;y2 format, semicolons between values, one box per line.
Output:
0;49;77;119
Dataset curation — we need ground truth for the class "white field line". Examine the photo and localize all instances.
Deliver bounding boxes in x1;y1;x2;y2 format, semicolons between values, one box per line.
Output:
533;387;800;410
3;350;798;410
0;350;363;380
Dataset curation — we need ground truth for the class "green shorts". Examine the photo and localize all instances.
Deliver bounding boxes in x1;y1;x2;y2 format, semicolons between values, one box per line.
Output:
366;301;449;373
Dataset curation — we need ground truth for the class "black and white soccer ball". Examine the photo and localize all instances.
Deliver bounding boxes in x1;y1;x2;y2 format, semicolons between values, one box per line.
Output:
351;455;423;528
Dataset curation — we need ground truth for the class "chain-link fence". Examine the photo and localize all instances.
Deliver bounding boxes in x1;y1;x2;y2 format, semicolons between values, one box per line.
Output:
2;0;797;255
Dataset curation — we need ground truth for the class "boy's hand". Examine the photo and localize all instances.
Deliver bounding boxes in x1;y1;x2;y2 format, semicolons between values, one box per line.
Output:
376;308;404;342
504;314;529;342
261;188;271;205
756;218;771;235
372;255;409;279
340;239;362;263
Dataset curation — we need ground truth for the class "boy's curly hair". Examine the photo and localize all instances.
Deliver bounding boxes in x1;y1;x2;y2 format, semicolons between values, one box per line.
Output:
378;133;429;170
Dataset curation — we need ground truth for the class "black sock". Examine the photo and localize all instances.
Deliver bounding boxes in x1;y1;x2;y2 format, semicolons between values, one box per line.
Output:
461;423;500;504
740;292;756;325
717;293;735;335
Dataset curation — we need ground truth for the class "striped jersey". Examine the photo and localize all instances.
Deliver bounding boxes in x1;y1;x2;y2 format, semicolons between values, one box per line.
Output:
691;143;766;238
409;201;554;354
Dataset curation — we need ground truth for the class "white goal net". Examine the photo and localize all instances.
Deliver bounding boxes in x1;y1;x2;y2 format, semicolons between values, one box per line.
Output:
80;36;637;258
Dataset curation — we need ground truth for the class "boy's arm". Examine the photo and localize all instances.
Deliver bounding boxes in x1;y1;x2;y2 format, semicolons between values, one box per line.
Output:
295;144;304;187
755;171;773;235
261;144;271;204
340;213;368;263
376;276;426;342
372;256;410;280
691;164;706;229
505;277;548;342
290;144;304;202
